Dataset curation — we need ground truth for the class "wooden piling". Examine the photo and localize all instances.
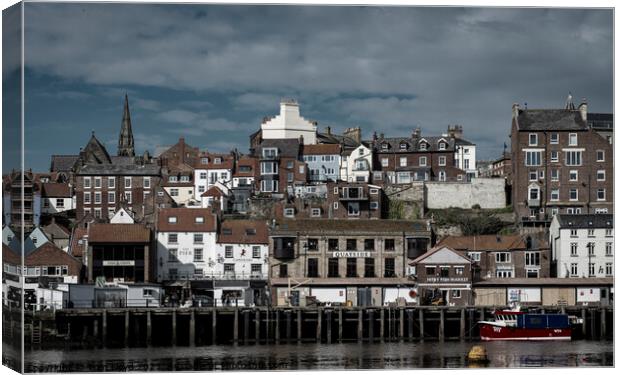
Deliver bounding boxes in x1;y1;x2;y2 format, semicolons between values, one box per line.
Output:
124;311;129;347
600;308;606;339
211;309;217;345
189;310;195;347
357;309;363;341
297;309;302;342
399;308;404;341
459;308;465;341
590;309;596;340
255;310;260;344
338;309;343;342
233;308;239;345
316;308;322;342
418;308;424;341
146;310;152;347
439;308;445;341
368;309;374;342
275;310;280;343
286;310;292;342
102;310;107;347
244;310;250;345
407;309;413;341
171;310;177;347
380;308;385;342
326;310;332;344
468;308;474;340
581;308;587;337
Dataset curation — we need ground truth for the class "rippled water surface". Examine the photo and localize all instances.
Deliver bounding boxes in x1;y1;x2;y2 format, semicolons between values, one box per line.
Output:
3;340;613;372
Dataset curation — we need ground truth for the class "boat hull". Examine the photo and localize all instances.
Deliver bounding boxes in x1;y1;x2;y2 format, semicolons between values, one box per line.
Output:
479;323;572;341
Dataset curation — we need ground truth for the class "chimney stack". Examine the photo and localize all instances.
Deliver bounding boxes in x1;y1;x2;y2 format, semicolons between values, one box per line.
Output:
413;127;421;138
343;127;361;144
578;99;588;123
512;103;520;119
326;126;331;135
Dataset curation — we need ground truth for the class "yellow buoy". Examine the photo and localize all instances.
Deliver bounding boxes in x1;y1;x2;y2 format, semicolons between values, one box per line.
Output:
467;345;489;365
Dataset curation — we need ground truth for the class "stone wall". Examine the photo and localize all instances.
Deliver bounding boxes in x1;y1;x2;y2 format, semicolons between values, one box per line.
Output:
425;178;506;209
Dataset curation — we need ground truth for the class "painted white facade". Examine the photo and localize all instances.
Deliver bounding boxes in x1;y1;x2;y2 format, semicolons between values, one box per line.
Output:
110;208;135;224
214;242;268;280
232;176;255;188
194;168;232;200
454;143;477;178
549;217;614;278
303;154;341;182
2;226;15;245
340;144;372;183
156;230;218;282
164;186;195;206
261;100;317;144
41;197;74;214
27;227;50;249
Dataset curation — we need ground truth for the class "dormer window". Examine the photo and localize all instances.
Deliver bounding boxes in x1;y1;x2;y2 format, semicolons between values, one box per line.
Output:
438;142;446;150
201;157;209;164
419;142;427;151
399;143;407;150
246;228;256;236
195;216;204;223
168;216;177;223
180;176;190;182
262;148;278;158
168;176;178;182
214;158;222;164
381;143;389;150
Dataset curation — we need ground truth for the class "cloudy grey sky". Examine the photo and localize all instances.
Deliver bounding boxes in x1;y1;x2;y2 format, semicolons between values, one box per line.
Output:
2;3;613;171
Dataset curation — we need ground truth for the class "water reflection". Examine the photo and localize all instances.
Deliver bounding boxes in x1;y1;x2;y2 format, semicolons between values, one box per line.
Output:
7;340;613;372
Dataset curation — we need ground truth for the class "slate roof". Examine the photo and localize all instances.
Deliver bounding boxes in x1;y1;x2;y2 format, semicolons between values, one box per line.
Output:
41;183;72;197
316;132;360;148
42;221;71;239
515;109;588;131
555;214;613;229
78;163;160;176
50;155;79;172
257;139;300;159
88;223;151;243
437;235;525;251
588;113;613;130
218;220;269;244
272;219;431;234
373;136;456;153
157;208;217;232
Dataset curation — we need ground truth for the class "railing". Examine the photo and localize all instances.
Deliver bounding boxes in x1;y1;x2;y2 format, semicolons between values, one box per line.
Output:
167;271;266;281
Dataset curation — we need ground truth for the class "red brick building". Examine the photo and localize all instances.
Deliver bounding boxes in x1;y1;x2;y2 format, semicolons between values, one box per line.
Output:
510;100;613;223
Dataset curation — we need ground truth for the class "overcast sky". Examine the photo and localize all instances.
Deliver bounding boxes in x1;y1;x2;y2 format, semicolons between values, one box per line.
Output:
2;3;613;171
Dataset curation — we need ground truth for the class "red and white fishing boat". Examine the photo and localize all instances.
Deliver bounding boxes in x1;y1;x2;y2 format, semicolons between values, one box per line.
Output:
479;304;582;341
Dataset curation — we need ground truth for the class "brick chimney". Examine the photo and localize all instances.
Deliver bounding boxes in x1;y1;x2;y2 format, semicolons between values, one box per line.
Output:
413;127;421;138
578;99;588;123
512;103;520;119
326;126;331;135
343;127;361;144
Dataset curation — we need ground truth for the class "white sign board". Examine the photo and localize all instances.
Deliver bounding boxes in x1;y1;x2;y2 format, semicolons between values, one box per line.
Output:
507;288;541;303
331;251;372;258
576;287;601;303
103;260;135;266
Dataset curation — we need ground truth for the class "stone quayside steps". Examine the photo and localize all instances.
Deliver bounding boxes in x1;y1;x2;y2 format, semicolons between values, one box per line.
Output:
3;305;613;349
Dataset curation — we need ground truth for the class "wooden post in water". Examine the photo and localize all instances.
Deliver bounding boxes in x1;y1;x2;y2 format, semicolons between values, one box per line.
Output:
590;309;596;340
387;308;392;341
418;308;424;342
468;308;474;340
171;310;177;347
326;310;332;344
338;309;343;342
244;310;250;345
581;308;587;337
368;309;374;342
286;310;292;343
189;310;195;347
357;309;363;342
297;309;302;342
316;308;322;343
407;310;414;341
459;308;465;341
211;309;217;345
600;308;606;339
380;308;385;342
255;310;261;344
439;308;445;341
102;310;107;348
233;308;239;345
399;309;405;341
146;311;152;347
93;316;99;341
124;311;129;347
275;310;280;344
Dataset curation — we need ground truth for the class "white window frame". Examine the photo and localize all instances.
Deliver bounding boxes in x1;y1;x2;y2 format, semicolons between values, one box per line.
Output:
438;156;446;166
108;177;115;189
124;177;132;188
569;170;578;181
597;188;606;201
84;192;91;204
419;156;427;167
551;169;559;181
528;133;538;146
565;150;582;166
83;177;91;189
284;208;295;218
597;170;606;181
550;151;558;162
596;150;605;162
550;189;559;201
550;133;559;144
569;188;578;201
400;157;407;167
381;158;389;167
144;177;151;188
94;177;102;189
568;133;578;146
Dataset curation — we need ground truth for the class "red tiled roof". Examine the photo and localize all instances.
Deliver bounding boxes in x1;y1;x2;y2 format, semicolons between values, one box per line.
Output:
218;220;269;244
233;157;258;177
70;227;88;257
194;153;234;169
302;144;341;155
437;235;525;251
89;223;151;243
25;242;82;275
2;244;21;265
157;208;217;232
201;186;223;197
41;183;71;197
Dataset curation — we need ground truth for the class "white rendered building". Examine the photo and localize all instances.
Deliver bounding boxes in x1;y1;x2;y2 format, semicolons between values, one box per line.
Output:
340;144;373;183
261;100;317;145
549;214;613;278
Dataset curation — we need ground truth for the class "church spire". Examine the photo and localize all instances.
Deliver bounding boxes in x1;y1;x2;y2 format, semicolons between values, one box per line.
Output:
118;94;135;157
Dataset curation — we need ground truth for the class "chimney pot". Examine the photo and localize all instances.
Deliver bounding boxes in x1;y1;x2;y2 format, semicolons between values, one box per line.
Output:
578;99;588;123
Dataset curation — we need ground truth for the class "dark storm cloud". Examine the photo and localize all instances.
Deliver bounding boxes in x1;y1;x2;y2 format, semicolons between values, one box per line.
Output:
22;4;612;164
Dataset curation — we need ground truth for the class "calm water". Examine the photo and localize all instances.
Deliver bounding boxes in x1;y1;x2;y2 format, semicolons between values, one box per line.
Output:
3;340;614;372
